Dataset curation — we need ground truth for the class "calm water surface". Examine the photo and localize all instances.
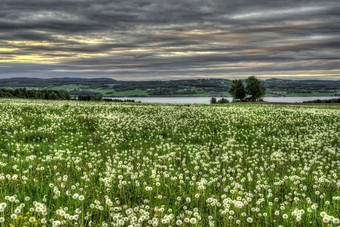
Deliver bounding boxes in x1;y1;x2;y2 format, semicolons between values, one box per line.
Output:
105;96;340;104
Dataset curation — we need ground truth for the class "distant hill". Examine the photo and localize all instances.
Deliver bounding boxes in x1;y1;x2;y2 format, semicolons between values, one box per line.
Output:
0;77;339;97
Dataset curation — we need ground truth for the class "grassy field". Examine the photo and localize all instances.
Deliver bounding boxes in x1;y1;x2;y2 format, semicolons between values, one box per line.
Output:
99;89;150;97
51;85;88;90
0;100;339;226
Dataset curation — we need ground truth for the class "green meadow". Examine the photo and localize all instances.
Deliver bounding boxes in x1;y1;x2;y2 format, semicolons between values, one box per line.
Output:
0;100;339;226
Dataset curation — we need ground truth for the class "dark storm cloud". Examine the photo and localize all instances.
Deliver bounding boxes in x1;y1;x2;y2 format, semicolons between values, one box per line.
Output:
0;0;339;79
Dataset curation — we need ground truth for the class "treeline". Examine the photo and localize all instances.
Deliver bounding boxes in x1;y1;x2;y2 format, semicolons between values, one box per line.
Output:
77;95;103;101
210;98;230;104
0;88;71;100
71;91;103;97
303;98;340;103
103;98;135;103
0;89;137;102
78;95;135;102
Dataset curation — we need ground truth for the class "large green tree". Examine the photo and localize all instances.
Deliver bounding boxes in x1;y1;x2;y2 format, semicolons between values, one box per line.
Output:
229;80;246;100
246;76;266;101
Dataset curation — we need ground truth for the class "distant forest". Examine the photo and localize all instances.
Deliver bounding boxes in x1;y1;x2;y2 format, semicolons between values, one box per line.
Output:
0;88;71;100
0;78;339;97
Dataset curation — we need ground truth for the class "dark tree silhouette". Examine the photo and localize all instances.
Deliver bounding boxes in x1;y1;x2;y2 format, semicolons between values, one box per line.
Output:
245;76;266;101
229;80;246;100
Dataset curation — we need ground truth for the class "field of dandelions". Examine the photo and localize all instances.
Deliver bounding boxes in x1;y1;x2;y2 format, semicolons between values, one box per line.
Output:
0;99;339;227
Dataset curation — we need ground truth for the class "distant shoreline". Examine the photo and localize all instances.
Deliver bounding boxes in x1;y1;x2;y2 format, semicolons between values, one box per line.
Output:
103;95;340;98
228;102;340;106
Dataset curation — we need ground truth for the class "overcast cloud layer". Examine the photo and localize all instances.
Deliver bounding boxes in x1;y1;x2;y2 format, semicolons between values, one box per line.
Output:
0;0;339;80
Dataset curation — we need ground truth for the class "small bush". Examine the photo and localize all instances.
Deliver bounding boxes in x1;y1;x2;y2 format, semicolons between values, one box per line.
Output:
217;98;230;104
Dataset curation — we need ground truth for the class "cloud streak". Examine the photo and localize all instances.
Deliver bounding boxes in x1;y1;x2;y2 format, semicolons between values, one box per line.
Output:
0;0;339;80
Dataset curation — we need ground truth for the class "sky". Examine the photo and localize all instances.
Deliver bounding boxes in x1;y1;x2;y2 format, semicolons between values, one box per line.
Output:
0;0;339;80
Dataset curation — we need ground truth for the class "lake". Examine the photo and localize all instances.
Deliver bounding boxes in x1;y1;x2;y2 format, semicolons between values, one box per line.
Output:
104;96;340;104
